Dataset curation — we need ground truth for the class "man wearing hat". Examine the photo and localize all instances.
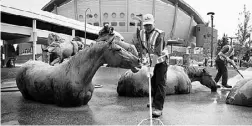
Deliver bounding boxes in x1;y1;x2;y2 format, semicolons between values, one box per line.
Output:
139;14;168;117
215;42;235;88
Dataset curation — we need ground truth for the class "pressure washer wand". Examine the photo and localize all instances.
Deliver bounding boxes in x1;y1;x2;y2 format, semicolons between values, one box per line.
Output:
147;47;153;126
229;60;244;78
232;64;244;78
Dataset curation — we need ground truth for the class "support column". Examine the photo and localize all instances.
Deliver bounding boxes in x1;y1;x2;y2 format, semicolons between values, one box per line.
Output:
3;41;8;67
126;0;129;32
99;0;102;26
32;20;37;61
72;29;76;40
54;4;58;14
170;0;178;39
74;0;78;20
186;15;194;46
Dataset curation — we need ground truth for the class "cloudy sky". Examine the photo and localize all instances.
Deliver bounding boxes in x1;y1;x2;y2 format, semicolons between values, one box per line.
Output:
1;0;252;39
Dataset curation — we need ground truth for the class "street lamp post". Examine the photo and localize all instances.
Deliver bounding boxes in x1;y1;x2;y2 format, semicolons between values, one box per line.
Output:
207;12;215;67
85;8;92;48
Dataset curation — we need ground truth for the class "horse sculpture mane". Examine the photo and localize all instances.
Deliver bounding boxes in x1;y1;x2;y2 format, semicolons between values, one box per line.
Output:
96;25;139;57
16;40;141;107
181;65;218;92
182;65;204;80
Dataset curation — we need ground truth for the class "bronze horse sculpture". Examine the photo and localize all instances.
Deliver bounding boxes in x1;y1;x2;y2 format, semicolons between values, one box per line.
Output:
182;65;218;92
16;40;141;107
117;65;218;97
43;33;84;66
41;33;64;63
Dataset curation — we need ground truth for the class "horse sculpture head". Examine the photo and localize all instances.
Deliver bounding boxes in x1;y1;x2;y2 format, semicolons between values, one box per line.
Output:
199;68;218;92
102;38;141;73
47;33;64;45
96;24;122;42
96;25;139;57
183;66;218;92
46;41;61;53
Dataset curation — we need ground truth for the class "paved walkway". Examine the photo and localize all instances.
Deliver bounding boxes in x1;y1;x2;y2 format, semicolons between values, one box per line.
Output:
1;67;252;125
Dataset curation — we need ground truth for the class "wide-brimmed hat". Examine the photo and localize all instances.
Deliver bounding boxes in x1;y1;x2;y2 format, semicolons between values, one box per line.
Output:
142;14;154;25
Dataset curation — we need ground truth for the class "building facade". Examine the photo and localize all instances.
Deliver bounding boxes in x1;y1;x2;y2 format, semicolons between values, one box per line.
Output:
43;0;207;48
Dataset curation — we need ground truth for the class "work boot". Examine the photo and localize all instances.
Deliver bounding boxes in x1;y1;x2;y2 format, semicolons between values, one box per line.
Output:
147;103;155;108
222;84;232;88
152;108;162;118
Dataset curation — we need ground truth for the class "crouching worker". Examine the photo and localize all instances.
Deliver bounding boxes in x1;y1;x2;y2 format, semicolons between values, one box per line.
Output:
139;14;168;117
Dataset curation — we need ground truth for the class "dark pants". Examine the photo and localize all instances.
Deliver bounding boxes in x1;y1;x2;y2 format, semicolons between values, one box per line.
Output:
151;62;168;110
214;59;228;85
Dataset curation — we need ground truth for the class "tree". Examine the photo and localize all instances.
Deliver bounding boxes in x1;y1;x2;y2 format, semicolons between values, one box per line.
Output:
236;5;252;45
235;4;252;66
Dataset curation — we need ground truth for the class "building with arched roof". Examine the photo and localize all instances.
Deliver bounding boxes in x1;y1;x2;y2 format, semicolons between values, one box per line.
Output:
42;0;217;55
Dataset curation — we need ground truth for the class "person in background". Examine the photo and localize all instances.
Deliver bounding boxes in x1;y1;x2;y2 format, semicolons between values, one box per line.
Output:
139;14;168;117
214;43;235;88
204;57;208;66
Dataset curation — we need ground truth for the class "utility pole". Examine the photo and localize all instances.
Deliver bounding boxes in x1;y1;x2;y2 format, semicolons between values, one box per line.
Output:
207;12;215;67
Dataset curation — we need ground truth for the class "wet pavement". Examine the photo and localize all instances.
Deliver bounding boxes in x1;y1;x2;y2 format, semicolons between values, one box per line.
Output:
1;67;252;125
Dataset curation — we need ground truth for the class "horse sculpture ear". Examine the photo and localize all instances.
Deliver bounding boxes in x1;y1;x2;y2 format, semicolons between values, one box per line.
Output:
202;68;211;76
109;27;115;35
202;68;207;73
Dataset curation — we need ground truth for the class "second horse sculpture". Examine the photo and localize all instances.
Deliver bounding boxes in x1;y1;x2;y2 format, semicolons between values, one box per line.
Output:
117;65;218;97
16;40;141;107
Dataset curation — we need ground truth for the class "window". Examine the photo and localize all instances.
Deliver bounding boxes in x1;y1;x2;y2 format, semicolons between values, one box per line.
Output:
119;22;125;26
112;12;116;18
120;12;125;18
103;22;109;26
137;22;141;26
129;22;135;26
103;13;108;19
86;14;92;19
79;15;83;19
131;13;135;19
94;22;99;26
94;14;98;18
111;22;117;26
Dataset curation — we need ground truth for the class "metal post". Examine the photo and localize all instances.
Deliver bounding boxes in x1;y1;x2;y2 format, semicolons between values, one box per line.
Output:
85;8;92;48
74;0;78;20
152;0;156;17
207;12;215;67
170;1;178;39
126;0;129;32
32;20;37;61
